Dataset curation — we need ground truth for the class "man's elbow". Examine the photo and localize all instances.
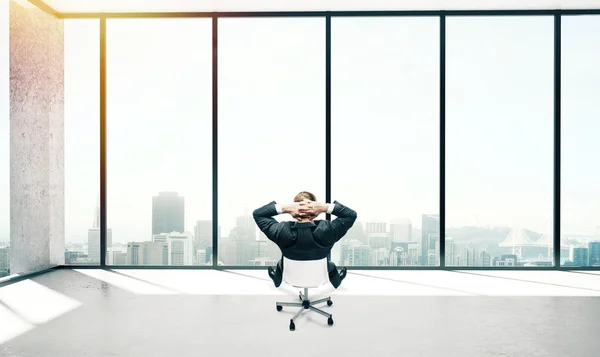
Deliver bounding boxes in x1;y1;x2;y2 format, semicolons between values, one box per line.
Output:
349;210;357;222
252;209;263;223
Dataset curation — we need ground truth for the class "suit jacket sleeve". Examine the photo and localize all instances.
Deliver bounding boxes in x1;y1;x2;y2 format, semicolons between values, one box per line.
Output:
321;200;357;246
253;201;287;246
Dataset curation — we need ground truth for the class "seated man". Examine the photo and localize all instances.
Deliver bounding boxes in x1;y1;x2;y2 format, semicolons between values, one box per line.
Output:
252;191;357;289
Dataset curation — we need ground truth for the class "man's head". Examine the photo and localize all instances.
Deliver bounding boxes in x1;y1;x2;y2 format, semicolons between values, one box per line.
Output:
294;191;317;203
293;191;318;222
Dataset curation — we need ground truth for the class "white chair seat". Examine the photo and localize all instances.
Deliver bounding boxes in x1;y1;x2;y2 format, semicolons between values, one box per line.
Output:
282;257;329;288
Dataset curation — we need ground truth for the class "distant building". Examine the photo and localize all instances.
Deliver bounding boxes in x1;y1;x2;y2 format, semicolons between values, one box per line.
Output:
390;242;409;266
493;254;518;267
127;241;168;266
421;214;439;266
107;250;127;265
88;228;112;263
152;233;168;243
427;233;440;266
570;246;589;267
88;198;112;263
235;215;256;241
196;249;207;266
205;246;212;264
588;242;600;266
352;245;371;266
368;232;390;250
390;218;412;242
371;248;389;266
446;237;457;266
64;250;85;264
0;247;9;277
194;220;220;252
480;250;491;267
340;239;371;266
464;247;475;267
366;221;386;234
152;192;184;236
166;232;194;266
249;257;279;266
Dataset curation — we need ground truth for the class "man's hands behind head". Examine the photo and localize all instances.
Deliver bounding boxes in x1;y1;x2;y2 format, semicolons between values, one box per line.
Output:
282;200;328;221
293;200;327;220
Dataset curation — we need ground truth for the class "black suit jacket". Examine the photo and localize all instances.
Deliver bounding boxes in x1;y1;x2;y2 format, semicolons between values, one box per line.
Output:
252;200;357;261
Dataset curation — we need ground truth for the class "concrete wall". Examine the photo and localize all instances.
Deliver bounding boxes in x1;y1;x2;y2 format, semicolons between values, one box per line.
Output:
9;0;64;274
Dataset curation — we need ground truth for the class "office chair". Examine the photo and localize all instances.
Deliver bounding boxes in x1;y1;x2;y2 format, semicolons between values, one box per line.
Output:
275;257;334;331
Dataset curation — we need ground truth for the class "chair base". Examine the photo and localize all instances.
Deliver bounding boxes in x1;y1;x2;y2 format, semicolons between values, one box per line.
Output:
275;288;334;331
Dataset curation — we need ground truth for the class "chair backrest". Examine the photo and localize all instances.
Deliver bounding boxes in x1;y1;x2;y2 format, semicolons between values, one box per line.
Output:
282;257;329;288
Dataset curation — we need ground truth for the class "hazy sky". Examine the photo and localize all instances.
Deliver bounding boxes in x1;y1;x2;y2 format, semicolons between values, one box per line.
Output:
1;11;599;244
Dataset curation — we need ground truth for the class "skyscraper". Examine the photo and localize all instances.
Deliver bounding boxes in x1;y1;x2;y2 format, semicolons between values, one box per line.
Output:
352;245;371;266
340;239;362;266
88;228;112;263
421;214;439;266
0;247;9;277
480;250;491;267
446;237;457;266
88;197;112;263
194;220;220;251
107;250;127;265
235;215;256;241
127;241;168;265
167;232;194;266
588;241;600;266
427;233;440;266
464;246;475;267
371;248;387;266
390;218;412;242
390;242;409;266
366;221;389;251
152;192;184;235
366;221;386;235
569;247;588;266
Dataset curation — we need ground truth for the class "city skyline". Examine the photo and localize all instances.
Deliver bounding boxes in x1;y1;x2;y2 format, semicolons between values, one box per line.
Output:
60;190;600;268
53;186;600;269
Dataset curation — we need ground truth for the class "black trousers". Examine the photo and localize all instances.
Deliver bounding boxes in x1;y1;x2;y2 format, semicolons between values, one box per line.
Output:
270;259;342;289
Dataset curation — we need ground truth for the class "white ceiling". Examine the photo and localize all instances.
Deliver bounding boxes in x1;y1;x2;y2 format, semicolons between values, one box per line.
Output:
39;0;600;13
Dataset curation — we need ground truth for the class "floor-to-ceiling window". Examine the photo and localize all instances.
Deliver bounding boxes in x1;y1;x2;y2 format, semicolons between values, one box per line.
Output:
218;18;325;266
64;19;100;265
331;17;440;267
561;15;600;267
106;19;212;266
445;16;554;267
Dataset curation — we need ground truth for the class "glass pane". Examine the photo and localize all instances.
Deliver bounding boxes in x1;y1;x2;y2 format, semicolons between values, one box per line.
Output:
218;18;325;266
446;17;554;267
561;15;600;267
45;0;600;13
331;17;439;267
107;19;212;266
64;19;100;265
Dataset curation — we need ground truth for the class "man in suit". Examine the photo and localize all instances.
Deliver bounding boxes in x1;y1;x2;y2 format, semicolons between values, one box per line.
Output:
253;191;357;289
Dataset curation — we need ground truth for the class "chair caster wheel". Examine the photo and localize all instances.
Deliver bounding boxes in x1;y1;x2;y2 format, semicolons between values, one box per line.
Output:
276;305;282;312
327;317;334;326
289;320;295;331
327;299;333;306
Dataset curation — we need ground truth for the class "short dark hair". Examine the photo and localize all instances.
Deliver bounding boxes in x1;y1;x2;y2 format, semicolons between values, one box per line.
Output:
293;191;316;202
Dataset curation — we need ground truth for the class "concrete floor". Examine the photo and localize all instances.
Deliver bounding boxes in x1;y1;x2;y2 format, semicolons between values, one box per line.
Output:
1;269;600;357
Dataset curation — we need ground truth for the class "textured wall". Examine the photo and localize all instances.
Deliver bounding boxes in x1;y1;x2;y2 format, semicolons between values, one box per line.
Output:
9;1;64;274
